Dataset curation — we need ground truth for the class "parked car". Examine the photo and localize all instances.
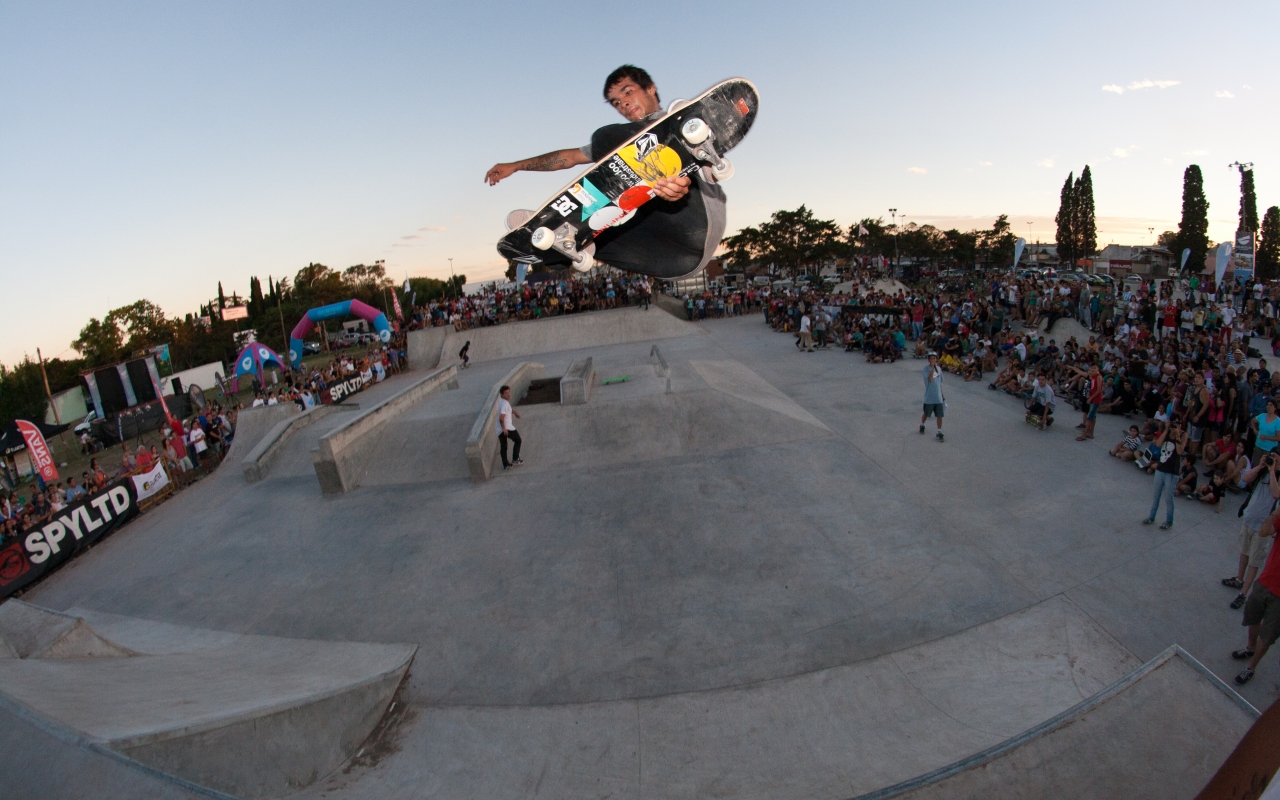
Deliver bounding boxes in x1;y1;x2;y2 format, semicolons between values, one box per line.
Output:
302;342;322;355
74;411;98;436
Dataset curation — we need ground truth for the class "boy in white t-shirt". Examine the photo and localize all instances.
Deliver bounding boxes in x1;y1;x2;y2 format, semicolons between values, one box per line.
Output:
497;385;523;470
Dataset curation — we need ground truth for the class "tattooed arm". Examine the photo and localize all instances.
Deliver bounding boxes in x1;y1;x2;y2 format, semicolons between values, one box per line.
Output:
484;148;592;185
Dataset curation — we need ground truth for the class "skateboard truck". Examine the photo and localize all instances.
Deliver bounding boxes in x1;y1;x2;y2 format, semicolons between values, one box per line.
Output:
680;118;734;181
530;222;595;272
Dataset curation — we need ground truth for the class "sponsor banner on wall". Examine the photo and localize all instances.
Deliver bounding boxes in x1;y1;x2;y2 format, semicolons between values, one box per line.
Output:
0;479;139;599
320;374;367;405
15;420;58;482
131;462;170;502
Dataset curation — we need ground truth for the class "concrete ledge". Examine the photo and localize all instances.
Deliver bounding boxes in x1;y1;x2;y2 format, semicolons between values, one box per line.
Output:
241;405;341;483
313;366;459;494
465;362;543;482
560;358;595;405
653;292;688;320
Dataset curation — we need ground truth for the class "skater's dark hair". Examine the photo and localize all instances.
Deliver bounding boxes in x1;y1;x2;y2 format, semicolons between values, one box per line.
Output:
500;385;510;394
603;65;659;103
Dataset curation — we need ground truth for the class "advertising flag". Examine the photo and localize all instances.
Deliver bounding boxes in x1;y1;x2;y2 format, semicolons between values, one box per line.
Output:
392;290;404;320
15;417;57;481
1013;238;1026;268
1180;248;1191;272
516;263;528;286
1215;241;1233;285
14;420;57;482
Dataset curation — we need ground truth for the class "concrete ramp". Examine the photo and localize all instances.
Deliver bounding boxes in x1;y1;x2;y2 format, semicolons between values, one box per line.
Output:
0;601;134;659
0;601;415;799
0;697;235;800
220;403;299;474
855;646;1257;800
431;307;699;369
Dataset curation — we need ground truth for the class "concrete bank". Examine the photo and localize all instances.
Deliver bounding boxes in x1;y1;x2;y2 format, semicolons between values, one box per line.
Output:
241;404;342;482
465;362;543;482
406;306;697;371
313;366;459;494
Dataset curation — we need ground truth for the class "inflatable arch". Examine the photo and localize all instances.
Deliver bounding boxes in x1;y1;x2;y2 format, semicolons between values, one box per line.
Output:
289;299;391;368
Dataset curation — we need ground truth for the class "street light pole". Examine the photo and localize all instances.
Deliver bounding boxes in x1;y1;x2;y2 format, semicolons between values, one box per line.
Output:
889;208;899;276
448;258;455;298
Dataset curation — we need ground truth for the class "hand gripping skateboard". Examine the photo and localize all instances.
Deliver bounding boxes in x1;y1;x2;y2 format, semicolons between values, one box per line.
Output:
497;78;758;272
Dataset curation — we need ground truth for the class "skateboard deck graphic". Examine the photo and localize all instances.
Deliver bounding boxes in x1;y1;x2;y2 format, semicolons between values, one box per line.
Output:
497;78;758;274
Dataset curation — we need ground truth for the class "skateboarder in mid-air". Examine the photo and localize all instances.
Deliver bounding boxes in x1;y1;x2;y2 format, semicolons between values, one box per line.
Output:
484;65;728;280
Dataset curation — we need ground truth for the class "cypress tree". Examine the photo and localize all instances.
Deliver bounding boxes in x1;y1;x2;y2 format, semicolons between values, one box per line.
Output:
1259;206;1280;281
217;281;226;311
1074;165;1097;259
1240;168;1259;233
1055;172;1076;266
1174;165;1210;274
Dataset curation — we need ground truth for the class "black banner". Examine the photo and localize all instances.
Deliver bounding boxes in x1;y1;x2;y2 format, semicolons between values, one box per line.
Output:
0;479;139;599
320;373;368;405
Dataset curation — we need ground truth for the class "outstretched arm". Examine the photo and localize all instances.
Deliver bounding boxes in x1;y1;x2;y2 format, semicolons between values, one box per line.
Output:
485;149;592;185
484;147;691;200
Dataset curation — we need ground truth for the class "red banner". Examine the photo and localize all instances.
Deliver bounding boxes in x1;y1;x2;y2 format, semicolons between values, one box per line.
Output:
392;291;404;320
15;420;58;482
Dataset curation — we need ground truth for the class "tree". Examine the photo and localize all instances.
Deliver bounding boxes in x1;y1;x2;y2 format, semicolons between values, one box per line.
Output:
1240;168;1260;234
0;359;51;431
1173;164;1210;274
943;228;978;268
1055;173;1077;266
1155;231;1178;249
1259;206;1280;281
980;215;1018;268
720;205;841;276
72;316;126;367
1074;165;1097;258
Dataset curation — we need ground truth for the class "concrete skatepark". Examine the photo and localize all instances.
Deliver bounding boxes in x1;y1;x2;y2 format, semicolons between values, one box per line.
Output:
1;305;1273;798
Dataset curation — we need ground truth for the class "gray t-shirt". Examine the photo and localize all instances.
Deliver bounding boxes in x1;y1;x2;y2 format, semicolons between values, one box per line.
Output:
923;365;944;405
1242;472;1277;529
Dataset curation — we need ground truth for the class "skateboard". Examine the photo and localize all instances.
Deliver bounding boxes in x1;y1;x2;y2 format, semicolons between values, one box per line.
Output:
497;78;759;272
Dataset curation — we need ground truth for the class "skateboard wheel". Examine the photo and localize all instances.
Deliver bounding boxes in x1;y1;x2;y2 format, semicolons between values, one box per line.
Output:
667;98;690;113
681;118;709;145
530;227;554;250
710;158;735;182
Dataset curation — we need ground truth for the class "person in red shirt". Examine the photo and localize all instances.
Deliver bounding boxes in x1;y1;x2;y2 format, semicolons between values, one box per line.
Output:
1077;364;1104;441
1233;509;1280;684
1162;301;1178;342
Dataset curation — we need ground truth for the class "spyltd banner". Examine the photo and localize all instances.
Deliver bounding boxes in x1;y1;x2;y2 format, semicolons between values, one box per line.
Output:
0;479;139;598
15;420;58;482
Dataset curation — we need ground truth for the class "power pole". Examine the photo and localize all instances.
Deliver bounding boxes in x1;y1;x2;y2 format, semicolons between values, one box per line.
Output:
36;347;68;456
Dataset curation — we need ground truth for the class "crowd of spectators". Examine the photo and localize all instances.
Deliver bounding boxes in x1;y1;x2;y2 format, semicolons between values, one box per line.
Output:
405;273;654;331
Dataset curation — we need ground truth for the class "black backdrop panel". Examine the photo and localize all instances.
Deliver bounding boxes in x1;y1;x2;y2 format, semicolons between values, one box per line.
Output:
126;360;157;404
94;368;128;415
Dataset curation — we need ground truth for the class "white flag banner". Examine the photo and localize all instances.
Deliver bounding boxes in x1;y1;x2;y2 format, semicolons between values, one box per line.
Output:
131;462;170;502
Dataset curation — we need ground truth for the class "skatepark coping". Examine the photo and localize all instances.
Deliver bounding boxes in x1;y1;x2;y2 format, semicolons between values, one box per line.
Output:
465;361;543;482
313;365;459;493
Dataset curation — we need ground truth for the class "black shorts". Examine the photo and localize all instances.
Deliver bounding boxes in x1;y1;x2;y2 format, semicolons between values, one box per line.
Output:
1243;583;1280;646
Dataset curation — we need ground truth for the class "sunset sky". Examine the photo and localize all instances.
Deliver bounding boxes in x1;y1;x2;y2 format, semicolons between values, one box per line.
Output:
2;0;1276;365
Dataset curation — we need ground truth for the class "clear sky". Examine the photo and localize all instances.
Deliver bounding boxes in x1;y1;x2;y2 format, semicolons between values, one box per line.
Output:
2;0;1276;366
